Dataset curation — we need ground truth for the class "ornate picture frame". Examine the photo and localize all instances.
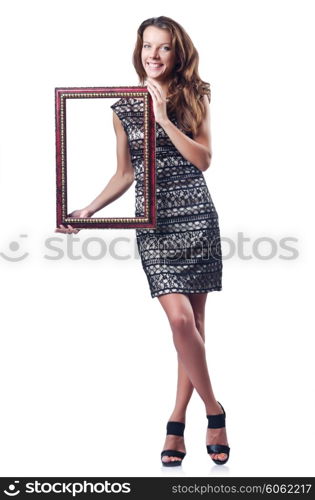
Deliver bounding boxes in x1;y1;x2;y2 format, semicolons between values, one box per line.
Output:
55;86;156;229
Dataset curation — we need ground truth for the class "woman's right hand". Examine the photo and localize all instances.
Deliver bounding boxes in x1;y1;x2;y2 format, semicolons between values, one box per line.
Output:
54;208;93;234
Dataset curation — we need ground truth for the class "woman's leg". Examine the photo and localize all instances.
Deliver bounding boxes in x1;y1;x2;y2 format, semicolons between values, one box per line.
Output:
161;294;207;463
159;292;228;463
168;293;207;422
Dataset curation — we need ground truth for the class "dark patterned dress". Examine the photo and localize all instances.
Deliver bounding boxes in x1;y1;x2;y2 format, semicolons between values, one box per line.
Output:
110;97;223;298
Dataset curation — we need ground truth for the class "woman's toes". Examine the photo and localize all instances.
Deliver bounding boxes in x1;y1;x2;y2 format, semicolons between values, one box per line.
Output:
162;455;182;463
211;452;227;462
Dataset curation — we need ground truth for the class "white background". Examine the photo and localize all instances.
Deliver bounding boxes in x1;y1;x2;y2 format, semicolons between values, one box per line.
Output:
0;0;314;478
66;97;136;217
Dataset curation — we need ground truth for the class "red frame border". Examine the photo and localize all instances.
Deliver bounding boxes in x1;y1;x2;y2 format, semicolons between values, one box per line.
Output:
55;86;156;229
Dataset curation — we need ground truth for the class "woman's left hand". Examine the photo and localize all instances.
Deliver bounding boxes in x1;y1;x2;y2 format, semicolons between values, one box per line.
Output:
145;78;169;126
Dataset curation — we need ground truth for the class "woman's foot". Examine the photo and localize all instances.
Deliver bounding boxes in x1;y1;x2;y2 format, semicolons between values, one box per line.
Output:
161;432;186;464
206;402;229;463
161;416;186;464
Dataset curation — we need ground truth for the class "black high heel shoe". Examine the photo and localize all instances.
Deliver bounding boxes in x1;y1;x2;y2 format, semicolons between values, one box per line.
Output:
161;421;186;467
206;401;230;465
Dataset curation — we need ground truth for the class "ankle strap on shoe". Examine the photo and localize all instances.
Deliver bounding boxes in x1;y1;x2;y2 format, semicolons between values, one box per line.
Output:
207;412;225;429
166;421;185;436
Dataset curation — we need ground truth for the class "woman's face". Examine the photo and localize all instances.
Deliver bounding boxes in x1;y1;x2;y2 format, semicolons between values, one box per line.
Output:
141;26;176;82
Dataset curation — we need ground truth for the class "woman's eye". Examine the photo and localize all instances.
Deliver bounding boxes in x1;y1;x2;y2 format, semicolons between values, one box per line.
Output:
143;44;170;50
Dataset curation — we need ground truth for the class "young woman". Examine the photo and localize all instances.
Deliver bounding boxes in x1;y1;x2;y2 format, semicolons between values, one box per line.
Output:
56;16;230;467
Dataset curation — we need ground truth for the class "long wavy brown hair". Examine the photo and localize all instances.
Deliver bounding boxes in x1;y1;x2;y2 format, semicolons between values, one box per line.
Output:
132;16;211;136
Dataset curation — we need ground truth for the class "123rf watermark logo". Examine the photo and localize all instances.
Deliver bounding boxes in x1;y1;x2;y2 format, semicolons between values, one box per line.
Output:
3;480;131;496
0;231;299;262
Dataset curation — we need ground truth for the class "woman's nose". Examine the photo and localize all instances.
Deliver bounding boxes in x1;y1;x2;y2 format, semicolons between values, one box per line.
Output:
150;48;160;59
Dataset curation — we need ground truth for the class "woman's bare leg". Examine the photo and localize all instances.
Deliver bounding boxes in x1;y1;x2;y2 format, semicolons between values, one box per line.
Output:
159;292;228;463
169;293;207;420
161;294;207;463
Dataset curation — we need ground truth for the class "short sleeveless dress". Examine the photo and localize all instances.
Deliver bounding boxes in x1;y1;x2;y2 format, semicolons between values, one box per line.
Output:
110;97;223;298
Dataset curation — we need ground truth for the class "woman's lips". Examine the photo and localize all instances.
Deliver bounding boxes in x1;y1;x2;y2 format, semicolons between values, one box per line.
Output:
147;62;164;69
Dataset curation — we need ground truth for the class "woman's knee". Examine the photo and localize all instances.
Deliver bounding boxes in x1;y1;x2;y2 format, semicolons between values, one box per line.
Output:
169;311;195;334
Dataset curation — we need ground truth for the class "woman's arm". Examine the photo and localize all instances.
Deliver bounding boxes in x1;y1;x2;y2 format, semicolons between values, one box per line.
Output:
146;79;212;172
83;112;135;216
159;95;212;172
55;113;134;233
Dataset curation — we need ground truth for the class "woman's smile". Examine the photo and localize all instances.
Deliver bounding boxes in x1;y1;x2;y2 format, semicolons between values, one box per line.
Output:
147;62;164;69
145;61;165;75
